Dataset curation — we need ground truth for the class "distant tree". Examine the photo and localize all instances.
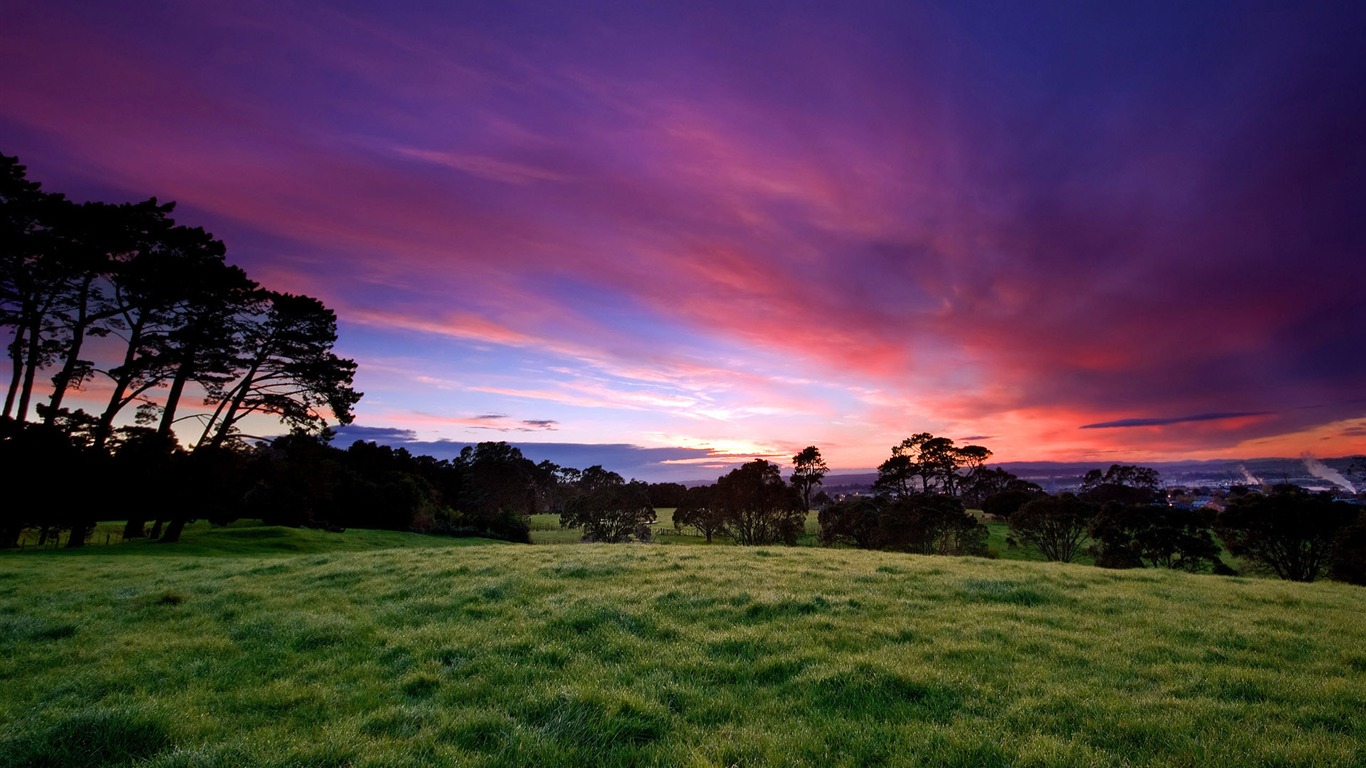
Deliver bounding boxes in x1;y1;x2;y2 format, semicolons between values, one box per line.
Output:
791;445;829;511
875;494;988;556
819;494;986;555
1088;503;1224;571
818;496;881;548
674;485;727;543
1216;487;1355;581
451;441;536;541
560;465;655;542
1330;510;1366;585
714;460;806;545
981;489;1045;520
1009;494;1097;563
873;433;992;498
1080;465;1162;505
961;467;1041;509
644;481;687;509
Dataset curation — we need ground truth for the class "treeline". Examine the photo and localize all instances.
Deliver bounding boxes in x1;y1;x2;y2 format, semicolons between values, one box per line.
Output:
0;425;687;548
807;442;1363;585
665;435;1362;586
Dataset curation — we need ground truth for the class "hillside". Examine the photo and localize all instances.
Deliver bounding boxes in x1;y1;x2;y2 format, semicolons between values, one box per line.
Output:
2;527;1363;767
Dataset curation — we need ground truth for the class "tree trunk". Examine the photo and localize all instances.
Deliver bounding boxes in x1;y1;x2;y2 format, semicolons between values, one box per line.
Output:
45;276;98;424
3;325;25;419
65;522;90;548
160;516;187;543
122;517;146;539
15;318;44;423
156;362;193;440
93;317;145;449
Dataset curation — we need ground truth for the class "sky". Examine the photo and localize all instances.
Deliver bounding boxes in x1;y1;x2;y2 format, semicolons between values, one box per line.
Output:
2;0;1364;481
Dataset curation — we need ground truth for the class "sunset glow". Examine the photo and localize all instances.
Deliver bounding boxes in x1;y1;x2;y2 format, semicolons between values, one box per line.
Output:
3;1;1363;480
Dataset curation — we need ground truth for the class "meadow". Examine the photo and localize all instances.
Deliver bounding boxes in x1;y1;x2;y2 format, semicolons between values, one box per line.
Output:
2;525;1364;767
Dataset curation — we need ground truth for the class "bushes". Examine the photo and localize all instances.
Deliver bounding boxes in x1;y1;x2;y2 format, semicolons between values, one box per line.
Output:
1216;487;1357;582
819;494;987;556
1089;503;1225;572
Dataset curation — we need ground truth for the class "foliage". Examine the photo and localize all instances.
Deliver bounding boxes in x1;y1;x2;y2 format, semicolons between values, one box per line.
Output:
873;433;992;499
1088;503;1224;571
960;467;1042;510
818;496;882;548
1216;487;1357;581
713;460;806;545
790;445;828;511
820;494;987;556
1330;510;1366;585
1009;493;1097;563
559;466;655;542
0;154;360;448
673;485;727;543
980;488;1044;520
1080;465;1163;505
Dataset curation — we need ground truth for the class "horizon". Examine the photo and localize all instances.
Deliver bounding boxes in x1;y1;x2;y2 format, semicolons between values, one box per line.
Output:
4;1;1365;475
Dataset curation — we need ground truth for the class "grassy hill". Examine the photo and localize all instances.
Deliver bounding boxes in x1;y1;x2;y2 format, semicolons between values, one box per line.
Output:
2;526;1363;767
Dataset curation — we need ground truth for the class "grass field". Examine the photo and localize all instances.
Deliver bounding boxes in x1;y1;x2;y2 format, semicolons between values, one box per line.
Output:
2;525;1363;767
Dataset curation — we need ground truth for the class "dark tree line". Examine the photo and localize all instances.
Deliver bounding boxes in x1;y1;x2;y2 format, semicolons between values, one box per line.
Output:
1;154;366;547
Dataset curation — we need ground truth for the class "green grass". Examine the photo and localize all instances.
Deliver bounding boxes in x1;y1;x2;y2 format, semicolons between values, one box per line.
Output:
2;525;1363;767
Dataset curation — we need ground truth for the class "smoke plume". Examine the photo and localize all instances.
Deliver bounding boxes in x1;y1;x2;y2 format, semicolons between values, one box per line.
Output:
1301;454;1357;494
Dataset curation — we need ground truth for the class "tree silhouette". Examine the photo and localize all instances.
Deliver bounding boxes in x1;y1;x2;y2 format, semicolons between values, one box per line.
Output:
675;484;727;543
790;445;828;511
560;465;654;542
1216;487;1355;581
197;292;359;448
1009;494;1096;562
714;460;805;545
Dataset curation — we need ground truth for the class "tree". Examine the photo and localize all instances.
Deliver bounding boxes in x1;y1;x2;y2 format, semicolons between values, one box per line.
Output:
876;494;988;556
790;445;828;511
714;460;806;545
819;494;987;555
981;489;1045;520
196;292;360;448
1216;487;1356;581
818;495;881;548
1080;465;1162;505
1088;503;1224;571
644;481;687;509
961;467;1041;510
674;484;727;543
1009;494;1096;563
560;466;654;542
1;156;74;422
450;442;536;541
872;433;992;498
1330;510;1366;585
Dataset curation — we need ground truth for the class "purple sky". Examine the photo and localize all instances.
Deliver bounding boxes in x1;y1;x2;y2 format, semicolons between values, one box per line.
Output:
3;1;1364;481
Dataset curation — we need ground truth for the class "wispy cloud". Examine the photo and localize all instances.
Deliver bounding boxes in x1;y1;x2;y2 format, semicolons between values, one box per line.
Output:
1081;412;1275;430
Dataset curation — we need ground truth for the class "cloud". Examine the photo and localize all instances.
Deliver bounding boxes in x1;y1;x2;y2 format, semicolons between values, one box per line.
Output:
1080;412;1275;430
4;2;1364;468
331;426;752;481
